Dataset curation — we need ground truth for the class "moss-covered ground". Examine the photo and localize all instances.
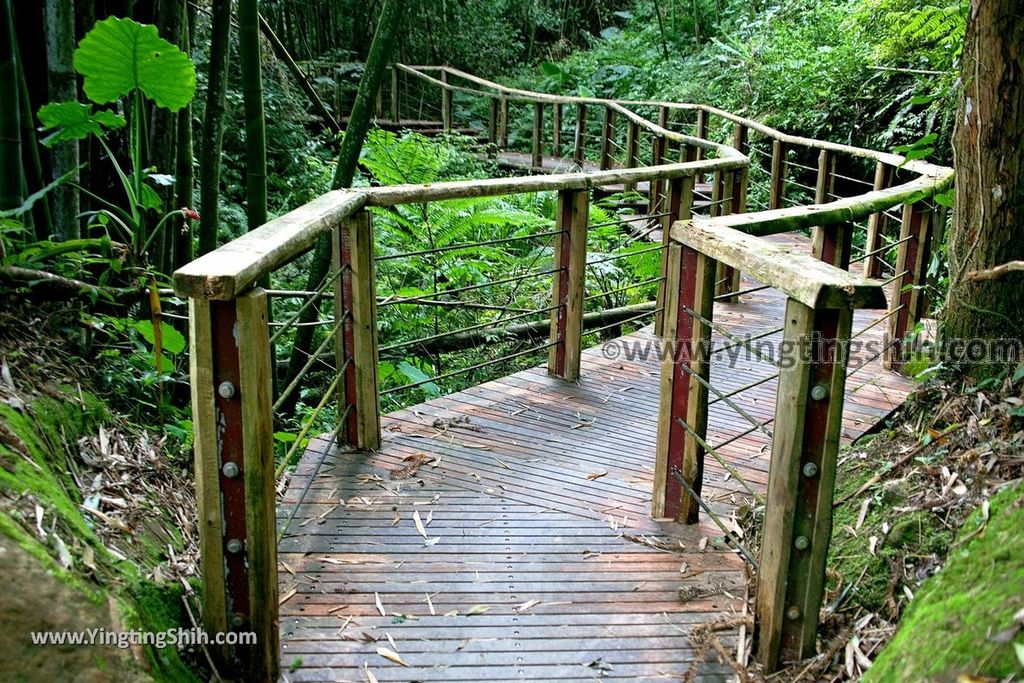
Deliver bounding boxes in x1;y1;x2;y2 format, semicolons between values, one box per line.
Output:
0;386;199;682
865;481;1024;681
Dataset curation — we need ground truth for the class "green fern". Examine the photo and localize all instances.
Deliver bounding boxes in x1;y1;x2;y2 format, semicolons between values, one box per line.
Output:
855;0;967;70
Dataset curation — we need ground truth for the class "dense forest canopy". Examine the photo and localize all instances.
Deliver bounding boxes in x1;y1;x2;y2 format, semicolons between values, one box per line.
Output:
1;0;1023;681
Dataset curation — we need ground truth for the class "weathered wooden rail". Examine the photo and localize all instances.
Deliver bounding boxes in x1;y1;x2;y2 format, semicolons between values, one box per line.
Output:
173;64;952;680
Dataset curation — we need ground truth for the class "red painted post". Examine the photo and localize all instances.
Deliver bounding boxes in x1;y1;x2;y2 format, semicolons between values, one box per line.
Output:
190;288;278;679
653;240;716;523
885;201;934;371
334;210;381;449
756;300;854;671
548;189;589;380
655;176;695;336
863;162;894;278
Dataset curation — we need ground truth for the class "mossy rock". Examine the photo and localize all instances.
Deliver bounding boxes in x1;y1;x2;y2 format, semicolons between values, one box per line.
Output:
0;387;199;682
866;483;1024;682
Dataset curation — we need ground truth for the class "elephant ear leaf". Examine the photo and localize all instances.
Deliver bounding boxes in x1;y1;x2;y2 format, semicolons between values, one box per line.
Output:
37;101;126;145
73;16;196;111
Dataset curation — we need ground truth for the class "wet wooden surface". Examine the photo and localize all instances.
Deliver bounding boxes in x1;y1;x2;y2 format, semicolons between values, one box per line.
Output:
277;235;912;681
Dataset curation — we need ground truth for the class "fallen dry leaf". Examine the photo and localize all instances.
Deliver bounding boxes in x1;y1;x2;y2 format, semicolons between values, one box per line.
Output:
413;510;427;539
376;647;408;666
586;471;608;481
374;592;386;617
279;587;298;606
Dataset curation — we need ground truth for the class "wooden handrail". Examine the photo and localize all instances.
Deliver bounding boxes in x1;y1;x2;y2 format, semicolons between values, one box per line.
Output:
174;190;367;300
173;159;746;300
675;220;886;310
432;65;952;183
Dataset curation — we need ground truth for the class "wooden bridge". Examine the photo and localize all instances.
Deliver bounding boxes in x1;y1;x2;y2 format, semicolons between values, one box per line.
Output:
173;65;953;681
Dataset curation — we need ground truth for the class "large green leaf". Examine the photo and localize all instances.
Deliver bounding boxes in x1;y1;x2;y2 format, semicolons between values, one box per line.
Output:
73;16;196;111
134;320;186;355
37;101;126;145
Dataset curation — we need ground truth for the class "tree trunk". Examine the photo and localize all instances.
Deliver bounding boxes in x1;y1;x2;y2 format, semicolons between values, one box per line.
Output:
943;1;1024;375
44;0;80;240
238;0;267;233
0;0;23;212
173;1;195;269
150;0;182;272
16;37;54;238
281;0;404;414
197;0;232;255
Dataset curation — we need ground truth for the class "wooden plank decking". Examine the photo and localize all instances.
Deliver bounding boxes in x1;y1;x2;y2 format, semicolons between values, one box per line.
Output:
277;238;913;682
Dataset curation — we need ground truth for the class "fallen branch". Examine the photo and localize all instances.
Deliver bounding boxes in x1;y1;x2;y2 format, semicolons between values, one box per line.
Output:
0;266;145;301
965;260;1024;282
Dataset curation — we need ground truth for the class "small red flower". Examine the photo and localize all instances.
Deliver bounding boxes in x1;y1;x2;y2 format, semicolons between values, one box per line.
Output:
180;207;201;221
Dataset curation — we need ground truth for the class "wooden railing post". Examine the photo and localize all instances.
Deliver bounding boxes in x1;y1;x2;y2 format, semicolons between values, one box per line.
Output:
769;140;788;210
812;219;853;271
334;210;381;449
499;96;510;149
599;106;616;170
532;102;544;169
756;298;854;672
694;109;708;162
653;240;717;523
811;151;851;269
551;102;562;158
189;288;278;680
649;134;668;213
548;188;588;380
863;162;894;278
390;65;400;123
723;126;749;302
655;176;695;336
624;120;640;193
732;122;748;156
884;201;934;371
712;169;741;300
573;103;587;168
814;149;835;204
440;70;453;132
488;97;499;147
658;105;671;158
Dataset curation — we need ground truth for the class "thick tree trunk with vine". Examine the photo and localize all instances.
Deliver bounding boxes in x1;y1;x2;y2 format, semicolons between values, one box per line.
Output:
943;1;1024;375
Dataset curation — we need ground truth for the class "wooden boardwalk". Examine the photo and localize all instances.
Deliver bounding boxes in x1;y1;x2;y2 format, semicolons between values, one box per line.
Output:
277;237;913;682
